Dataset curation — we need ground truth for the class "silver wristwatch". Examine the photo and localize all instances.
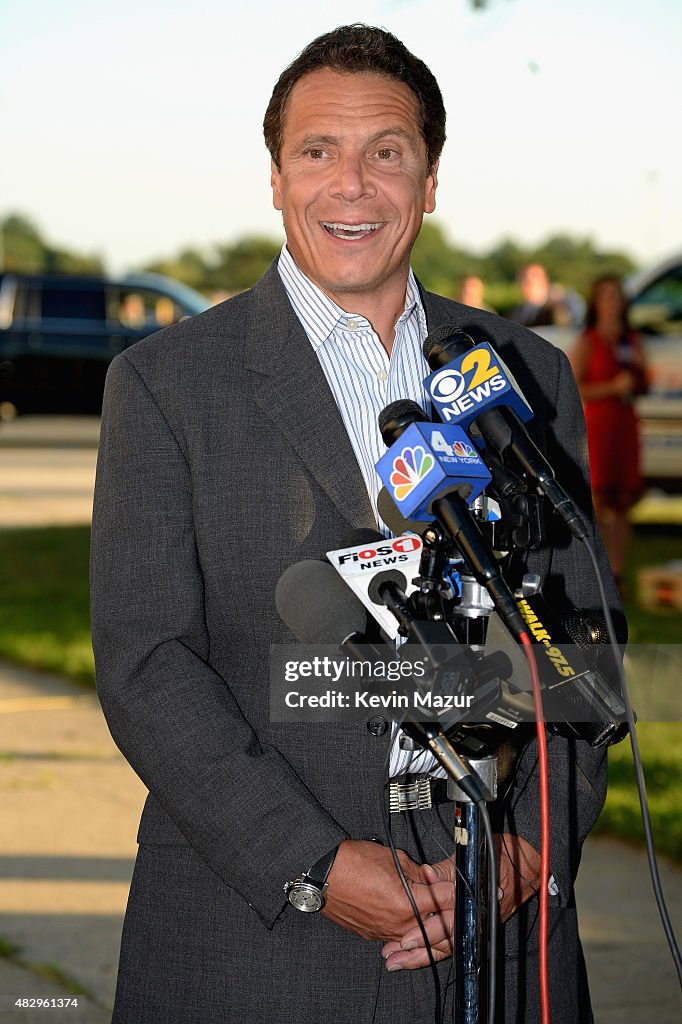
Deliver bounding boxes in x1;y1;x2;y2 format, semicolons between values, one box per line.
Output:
283;845;339;913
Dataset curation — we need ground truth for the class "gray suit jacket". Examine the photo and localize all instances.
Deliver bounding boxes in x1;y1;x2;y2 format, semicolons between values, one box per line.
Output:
90;262;618;1022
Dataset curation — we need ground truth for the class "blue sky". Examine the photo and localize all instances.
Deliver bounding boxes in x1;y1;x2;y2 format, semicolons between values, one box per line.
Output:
1;0;679;272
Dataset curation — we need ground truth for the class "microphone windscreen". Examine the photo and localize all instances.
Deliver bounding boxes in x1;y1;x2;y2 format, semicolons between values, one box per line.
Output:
422;325;475;366
377;398;427;443
377;487;432;536
275;559;368;645
561;611;610;649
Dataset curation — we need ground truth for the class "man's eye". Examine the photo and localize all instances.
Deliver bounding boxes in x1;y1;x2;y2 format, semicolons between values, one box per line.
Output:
307;149;326;160
376;148;397;160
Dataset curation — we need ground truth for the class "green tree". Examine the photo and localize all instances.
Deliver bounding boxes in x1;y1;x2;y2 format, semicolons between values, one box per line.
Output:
1;214;46;273
1;213;103;274
411;220;481;297
209;235;282;294
144;248;210;293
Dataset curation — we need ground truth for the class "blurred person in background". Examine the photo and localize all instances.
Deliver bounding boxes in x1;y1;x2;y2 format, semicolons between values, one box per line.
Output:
570;275;648;592
509;262;578;328
457;273;496;312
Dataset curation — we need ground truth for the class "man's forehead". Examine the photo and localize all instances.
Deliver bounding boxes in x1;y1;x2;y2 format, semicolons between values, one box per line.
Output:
282;68;422;138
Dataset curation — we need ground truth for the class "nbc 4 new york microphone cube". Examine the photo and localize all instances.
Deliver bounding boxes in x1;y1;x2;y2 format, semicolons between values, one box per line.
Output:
376;422;492;521
424;341;533;432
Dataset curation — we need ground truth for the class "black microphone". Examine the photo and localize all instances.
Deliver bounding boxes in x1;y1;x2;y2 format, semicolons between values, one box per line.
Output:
379;399;526;640
275;558;392;668
423;326;588;540
377;487;433;536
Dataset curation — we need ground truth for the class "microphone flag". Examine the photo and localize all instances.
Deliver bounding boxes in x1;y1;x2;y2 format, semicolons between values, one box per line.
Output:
424;341;533;430
375;421;491;521
326;536;423;640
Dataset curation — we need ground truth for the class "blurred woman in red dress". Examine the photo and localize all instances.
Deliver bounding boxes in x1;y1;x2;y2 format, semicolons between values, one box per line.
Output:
571;276;648;592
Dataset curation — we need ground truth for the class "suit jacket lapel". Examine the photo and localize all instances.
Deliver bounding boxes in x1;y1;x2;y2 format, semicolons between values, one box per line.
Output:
243;263;375;531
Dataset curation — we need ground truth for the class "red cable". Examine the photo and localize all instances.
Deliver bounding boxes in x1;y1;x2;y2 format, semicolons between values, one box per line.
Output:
519;630;551;1024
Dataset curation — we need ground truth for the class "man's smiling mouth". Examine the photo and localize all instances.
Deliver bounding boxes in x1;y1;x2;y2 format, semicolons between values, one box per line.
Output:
321;222;385;240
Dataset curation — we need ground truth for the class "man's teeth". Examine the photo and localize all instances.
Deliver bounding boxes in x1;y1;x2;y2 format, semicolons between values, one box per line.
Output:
322;222;382;238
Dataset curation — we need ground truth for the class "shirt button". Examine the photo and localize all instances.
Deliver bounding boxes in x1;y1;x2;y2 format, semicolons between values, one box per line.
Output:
377;370;388;382
346;318;359;330
367;716;389;737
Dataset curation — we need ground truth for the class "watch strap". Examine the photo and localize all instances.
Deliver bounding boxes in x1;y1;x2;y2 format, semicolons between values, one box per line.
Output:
304;845;339;889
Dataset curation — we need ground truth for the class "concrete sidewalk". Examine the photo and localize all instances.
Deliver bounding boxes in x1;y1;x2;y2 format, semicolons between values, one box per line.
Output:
0;661;680;1023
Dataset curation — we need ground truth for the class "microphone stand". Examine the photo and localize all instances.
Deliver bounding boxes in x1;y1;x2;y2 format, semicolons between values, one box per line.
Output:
398;720;497;1024
451;756;498;1024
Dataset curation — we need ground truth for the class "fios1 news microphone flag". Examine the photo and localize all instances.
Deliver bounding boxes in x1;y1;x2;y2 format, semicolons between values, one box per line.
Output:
376;422;491;521
425;341;534;431
326;535;423;639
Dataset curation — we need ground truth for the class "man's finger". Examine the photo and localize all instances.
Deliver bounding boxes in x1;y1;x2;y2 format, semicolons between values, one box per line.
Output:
411;878;455;914
398;911;451;951
384;940;452;971
419;858;456;884
408;880;452;920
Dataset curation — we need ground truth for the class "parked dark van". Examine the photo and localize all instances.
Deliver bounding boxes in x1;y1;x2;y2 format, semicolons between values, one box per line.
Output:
0;271;209;414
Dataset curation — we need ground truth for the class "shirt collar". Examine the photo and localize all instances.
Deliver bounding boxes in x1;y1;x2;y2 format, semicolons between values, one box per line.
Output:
277;243;426;351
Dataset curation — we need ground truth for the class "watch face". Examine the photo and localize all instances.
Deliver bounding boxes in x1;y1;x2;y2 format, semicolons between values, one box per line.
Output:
288;883;324;913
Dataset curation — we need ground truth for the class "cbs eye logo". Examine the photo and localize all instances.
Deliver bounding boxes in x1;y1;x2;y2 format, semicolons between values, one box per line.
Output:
429;346;500;407
429;367;466;405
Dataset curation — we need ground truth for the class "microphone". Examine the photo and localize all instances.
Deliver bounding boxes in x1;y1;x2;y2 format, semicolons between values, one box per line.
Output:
516;591;629;746
377;400;526;640
377;487;433;537
423;325;533;430
376;399;491;520
275;558;368;646
326;531;424;641
423;326;588;540
275;557;399;672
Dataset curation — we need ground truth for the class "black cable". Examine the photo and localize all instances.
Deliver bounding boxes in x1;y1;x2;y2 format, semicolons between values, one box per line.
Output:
581;534;682;988
379;742;443;1024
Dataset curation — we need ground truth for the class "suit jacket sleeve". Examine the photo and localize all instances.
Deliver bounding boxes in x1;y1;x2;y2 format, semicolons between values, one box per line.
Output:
90;353;349;929
497;348;623;903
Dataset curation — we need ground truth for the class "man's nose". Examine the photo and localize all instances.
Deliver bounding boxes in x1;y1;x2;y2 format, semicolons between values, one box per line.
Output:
328;152;376;201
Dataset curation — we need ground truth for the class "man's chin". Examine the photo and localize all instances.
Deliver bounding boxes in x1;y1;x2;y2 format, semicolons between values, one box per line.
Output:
311;263;400;300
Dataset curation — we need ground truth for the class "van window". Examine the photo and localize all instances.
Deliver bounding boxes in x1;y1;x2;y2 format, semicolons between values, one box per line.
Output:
112;287;184;329
630;265;682;336
11;280;41;321
41;286;107;321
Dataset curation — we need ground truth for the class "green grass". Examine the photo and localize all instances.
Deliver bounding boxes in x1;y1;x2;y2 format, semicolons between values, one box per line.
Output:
0;523;679;858
596;722;682;861
621;523;682;645
0;526;93;684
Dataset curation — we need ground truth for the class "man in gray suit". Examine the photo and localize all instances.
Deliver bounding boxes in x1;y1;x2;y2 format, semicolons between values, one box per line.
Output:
91;24;620;1024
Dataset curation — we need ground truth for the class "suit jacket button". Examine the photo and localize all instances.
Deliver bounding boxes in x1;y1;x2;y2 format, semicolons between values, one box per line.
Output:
367;716;388;737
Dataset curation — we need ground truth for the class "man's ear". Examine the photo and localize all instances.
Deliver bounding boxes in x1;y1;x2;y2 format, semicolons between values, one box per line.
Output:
271;158;283;212
424;158;439;215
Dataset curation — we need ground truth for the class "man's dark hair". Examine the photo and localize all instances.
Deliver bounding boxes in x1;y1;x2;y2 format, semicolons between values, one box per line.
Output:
263;24;446;172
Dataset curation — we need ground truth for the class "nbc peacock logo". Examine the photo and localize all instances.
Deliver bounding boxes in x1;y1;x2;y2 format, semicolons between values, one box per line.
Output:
452;439;476;458
389;446;435;501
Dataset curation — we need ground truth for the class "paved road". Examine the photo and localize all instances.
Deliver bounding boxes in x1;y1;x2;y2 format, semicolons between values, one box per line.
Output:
0;662;680;1023
1;415;682;531
0;417;99;528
